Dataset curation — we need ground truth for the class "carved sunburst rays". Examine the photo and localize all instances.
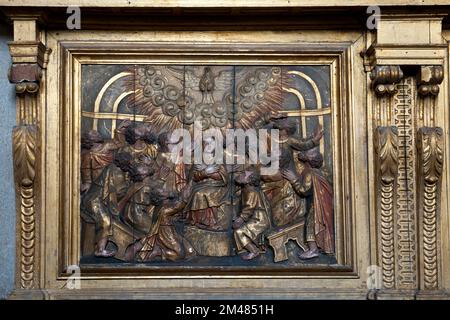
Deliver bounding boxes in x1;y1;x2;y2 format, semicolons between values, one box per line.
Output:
125;66;186;132
124;65;285;133
231;66;283;130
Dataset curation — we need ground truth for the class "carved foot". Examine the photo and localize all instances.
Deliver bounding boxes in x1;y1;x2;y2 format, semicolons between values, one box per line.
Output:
299;248;319;260
240;251;260;260
94;249;116;258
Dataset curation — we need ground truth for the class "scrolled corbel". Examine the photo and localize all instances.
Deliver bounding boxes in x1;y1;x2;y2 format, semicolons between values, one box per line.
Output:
417;66;444;97
370;66;404;96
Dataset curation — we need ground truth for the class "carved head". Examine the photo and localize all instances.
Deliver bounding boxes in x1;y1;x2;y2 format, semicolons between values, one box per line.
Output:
129;163;155;182
125;123;149;145
81;130;104;149
113;152;133;172
298;147;323;169
235;169;260;187
272;117;297;135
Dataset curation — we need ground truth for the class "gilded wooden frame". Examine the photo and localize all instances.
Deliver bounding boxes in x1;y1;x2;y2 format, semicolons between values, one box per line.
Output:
37;29;370;297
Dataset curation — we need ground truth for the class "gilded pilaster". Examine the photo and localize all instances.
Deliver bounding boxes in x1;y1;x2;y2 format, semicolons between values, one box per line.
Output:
417;127;444;291
374;126;398;289
7;16;50;290
367;13;446;298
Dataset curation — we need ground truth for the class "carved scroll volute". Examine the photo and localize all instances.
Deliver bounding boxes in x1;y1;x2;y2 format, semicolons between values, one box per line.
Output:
416;66;444;129
370;66;403;127
370;66;404;96
417;66;444;97
375;126;399;290
417;127;444;291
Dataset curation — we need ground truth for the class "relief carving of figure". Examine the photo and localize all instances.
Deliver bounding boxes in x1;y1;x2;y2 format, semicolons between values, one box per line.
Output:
184;137;229;231
261;115;323;227
80;125;128;193
80;65;335;265
282;147;334;259
81;152;133;257
233;170;272;260
126;182;196;262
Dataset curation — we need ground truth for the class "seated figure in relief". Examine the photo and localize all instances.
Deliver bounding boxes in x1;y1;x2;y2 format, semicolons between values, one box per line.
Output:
233;169;272;260
184;136;229;230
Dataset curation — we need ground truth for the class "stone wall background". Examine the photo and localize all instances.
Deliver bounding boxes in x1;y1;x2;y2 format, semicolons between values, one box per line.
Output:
0;22;16;299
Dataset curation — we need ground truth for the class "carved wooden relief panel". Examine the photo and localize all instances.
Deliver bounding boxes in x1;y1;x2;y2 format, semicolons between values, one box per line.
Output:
6;4;450;300
79;64;336;268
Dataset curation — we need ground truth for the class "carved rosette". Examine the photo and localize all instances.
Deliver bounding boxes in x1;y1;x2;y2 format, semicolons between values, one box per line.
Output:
375;126;398;289
12;126;37;289
417;127;443;290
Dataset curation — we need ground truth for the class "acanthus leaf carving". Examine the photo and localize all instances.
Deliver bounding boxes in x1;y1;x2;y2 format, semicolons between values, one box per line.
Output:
417;127;443;290
12;125;37;289
375;126;398;289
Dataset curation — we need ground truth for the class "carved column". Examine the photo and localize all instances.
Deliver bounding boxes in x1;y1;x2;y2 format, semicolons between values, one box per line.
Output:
8;15;50;291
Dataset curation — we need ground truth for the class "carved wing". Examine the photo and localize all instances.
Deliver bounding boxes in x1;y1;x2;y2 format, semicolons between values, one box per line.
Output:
214;70;234;91
166;66;201;90
228;67;284;130
185;69;202;90
125;66;190;133
124;65;285;133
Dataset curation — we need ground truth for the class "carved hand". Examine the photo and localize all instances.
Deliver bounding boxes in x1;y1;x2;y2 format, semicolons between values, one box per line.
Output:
281;169;298;182
233;217;245;229
312;124;324;145
117;119;132;131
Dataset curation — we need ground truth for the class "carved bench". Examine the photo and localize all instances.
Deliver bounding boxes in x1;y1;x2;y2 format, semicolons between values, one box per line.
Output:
81;217;143;260
267;221;307;262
